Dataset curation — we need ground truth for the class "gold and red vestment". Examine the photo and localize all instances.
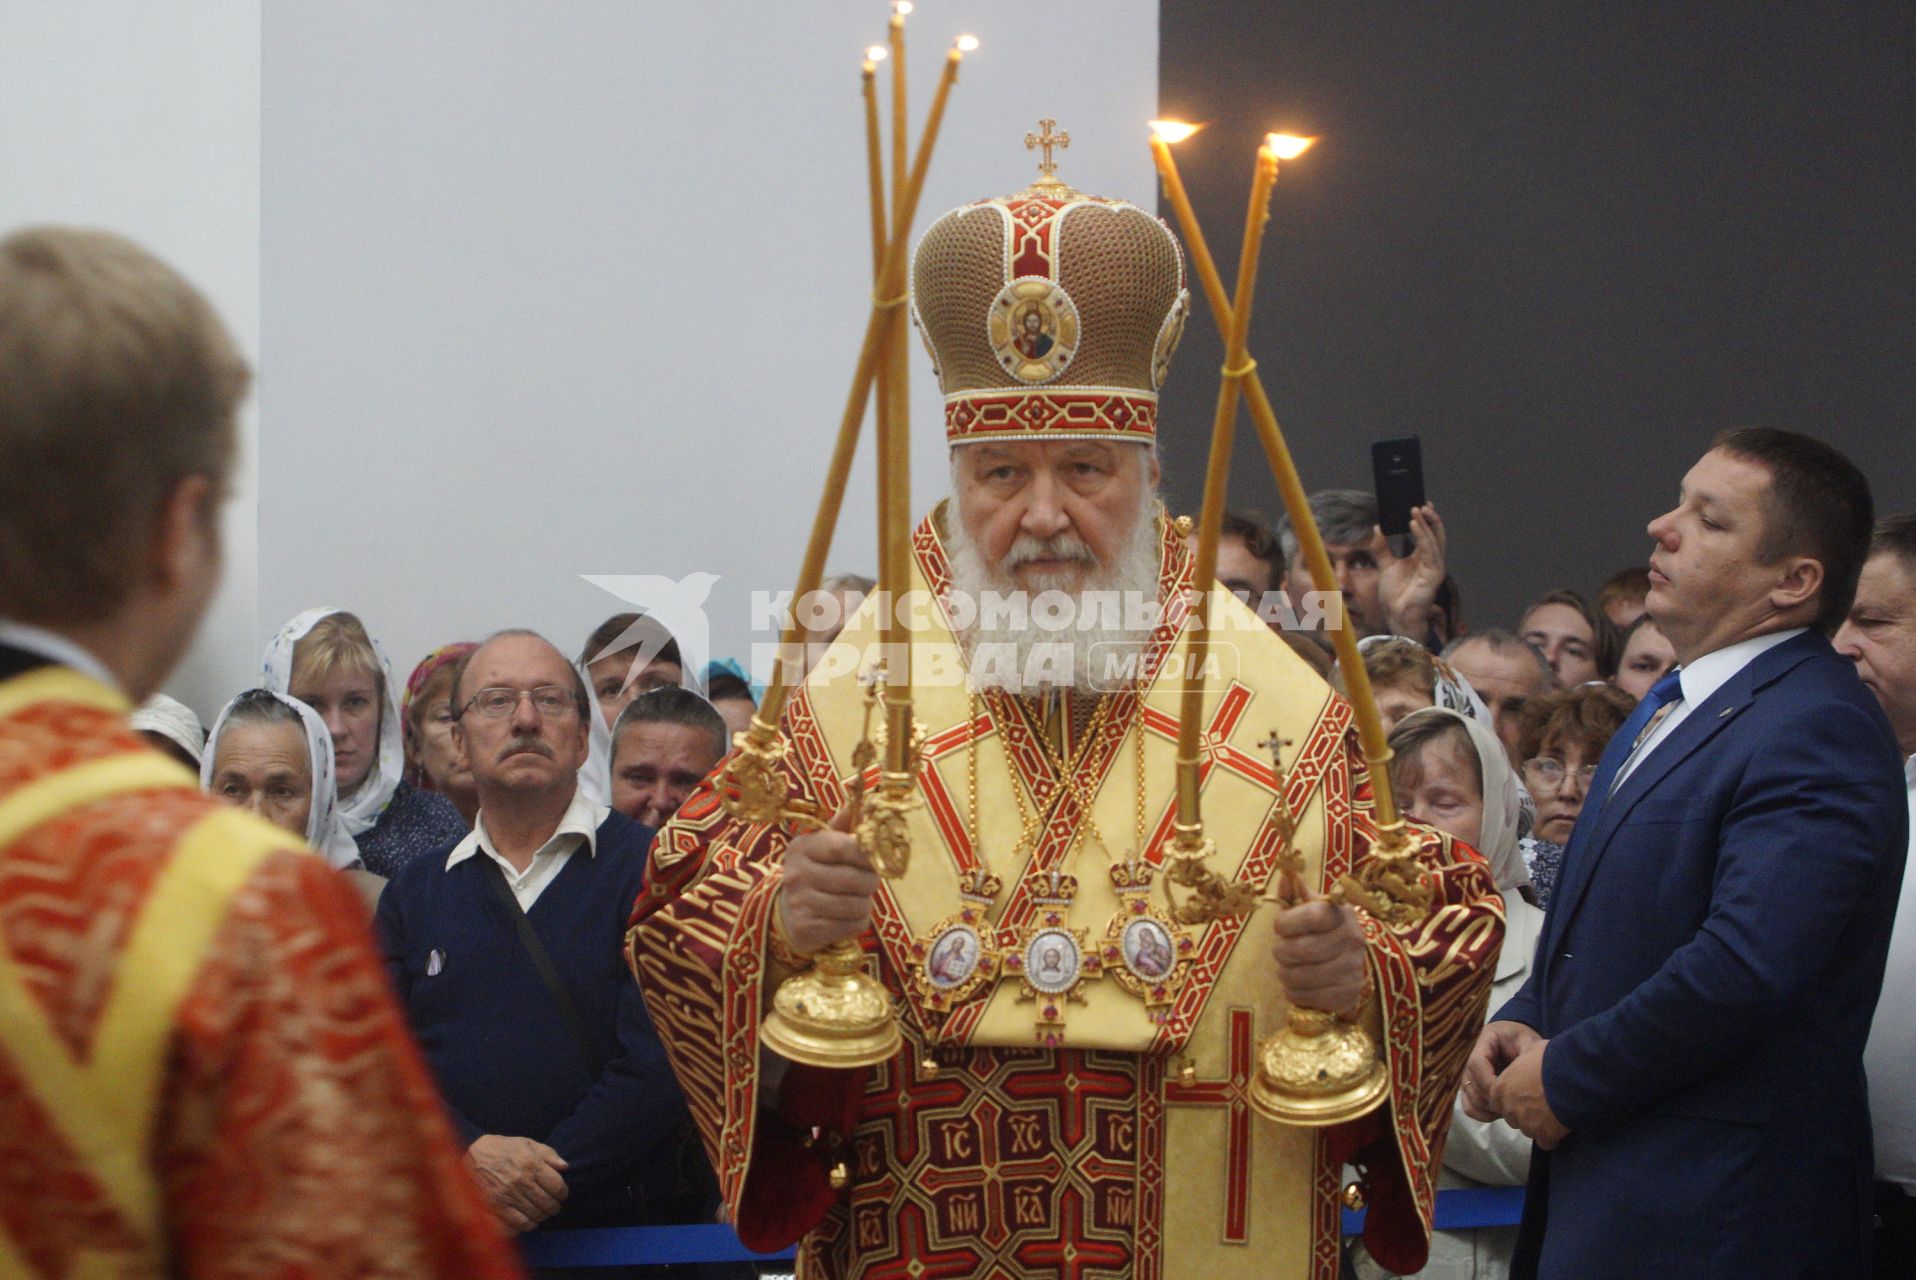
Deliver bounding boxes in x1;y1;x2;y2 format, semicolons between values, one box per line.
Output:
0;665;523;1280
628;511;1503;1279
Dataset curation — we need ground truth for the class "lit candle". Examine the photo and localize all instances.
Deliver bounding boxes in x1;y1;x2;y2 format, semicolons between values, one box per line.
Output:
879;35;974;773
1172;139;1279;844
866;45;895;640
862;49;889;275
889;5;909;224
736;36;973;753
1149;125;1408;846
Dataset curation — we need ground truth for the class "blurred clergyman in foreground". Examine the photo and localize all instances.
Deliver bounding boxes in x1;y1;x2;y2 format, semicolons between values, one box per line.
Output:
0;225;521;1278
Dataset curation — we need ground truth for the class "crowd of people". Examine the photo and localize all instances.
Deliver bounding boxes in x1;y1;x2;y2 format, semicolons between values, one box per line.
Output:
4;219;1910;1280
93;466;1906;1278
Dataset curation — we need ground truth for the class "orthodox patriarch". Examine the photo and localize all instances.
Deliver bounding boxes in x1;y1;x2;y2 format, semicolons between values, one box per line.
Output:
628;151;1502;1279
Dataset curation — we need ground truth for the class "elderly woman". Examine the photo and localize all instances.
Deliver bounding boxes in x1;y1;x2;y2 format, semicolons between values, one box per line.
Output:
202;688;382;904
401;641;479;827
264;609;466;876
1513;682;1637;908
1355;706;1542;1279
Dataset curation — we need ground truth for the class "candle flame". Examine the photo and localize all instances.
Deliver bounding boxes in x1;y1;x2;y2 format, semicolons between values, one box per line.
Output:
1149;119;1202;144
1265;133;1316;159
893;0;913;13
866;44;889;61
954;34;980;51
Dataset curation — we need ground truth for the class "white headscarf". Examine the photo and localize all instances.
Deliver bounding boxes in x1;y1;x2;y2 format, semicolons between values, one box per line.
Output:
129;693;206;765
1395;705;1533;891
1357;633;1493;722
577;658;612;809
202;689;363;869
261;607;404;837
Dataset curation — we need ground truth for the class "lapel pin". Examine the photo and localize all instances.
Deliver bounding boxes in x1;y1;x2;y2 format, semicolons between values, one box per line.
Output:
1718;707;1735;718
427;948;445;976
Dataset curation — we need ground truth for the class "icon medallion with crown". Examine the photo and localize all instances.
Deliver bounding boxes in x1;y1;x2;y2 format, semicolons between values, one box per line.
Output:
905;868;1003;1016
1100;856;1196;1022
999;869;1104;1046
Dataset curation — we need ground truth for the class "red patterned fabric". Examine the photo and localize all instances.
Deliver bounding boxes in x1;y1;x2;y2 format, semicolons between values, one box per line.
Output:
628;515;1501;1278
0;686;523;1279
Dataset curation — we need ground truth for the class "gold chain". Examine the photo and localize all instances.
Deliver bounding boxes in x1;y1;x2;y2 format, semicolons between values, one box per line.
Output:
967;689;1152;869
1019;691;1121;858
969;690;1041;867
1134;700;1148;856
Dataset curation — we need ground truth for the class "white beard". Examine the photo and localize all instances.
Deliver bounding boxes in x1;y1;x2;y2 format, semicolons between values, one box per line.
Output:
944;482;1163;695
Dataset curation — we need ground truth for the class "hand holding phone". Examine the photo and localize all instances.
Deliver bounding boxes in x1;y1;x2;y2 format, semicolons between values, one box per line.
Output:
1371;436;1425;559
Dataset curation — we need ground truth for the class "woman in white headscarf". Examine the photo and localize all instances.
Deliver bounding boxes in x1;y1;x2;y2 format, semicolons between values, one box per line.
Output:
129;692;206;771
1353;706;1542;1280
1347;634;1493;731
202;688;383;905
263;608;466;876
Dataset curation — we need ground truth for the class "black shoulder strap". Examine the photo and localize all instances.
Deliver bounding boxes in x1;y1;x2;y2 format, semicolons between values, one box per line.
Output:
477;856;606;1078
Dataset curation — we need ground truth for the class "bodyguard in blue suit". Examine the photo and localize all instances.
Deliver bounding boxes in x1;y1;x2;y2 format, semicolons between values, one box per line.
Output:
1467;430;1908;1278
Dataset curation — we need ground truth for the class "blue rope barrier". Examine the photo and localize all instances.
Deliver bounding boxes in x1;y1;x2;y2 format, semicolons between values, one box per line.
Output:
520;1223;795;1267
520;1187;1526;1268
1341;1185;1527;1236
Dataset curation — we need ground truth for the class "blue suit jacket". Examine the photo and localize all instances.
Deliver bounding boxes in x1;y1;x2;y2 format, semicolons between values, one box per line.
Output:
1496;631;1907;1279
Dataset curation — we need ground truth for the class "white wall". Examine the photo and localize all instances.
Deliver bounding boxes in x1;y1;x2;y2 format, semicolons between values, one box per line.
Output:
258;0;1159;688
2;1;1157;714
0;0;261;718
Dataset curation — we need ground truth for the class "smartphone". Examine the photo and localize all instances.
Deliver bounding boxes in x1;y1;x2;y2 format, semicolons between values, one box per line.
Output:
1370;436;1425;558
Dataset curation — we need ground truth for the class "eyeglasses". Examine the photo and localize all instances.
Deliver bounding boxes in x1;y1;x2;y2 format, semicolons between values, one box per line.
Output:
461;686;578;719
1521;757;1598;792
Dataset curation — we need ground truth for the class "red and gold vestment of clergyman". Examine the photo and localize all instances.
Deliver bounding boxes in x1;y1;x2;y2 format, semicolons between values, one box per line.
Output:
0;666;523;1280
628;510;1503;1279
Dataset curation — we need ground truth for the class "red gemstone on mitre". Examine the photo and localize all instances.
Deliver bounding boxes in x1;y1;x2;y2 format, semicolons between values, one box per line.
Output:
1044;1033;1059;1047
1130;901;1145;914
1043;1005;1058;1019
1104;946;1120;960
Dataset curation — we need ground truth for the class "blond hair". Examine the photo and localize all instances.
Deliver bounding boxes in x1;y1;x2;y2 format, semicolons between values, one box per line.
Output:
0;227;249;623
290;612;386;709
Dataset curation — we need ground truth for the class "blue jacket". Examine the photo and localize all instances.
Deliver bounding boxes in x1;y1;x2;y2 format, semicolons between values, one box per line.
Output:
1497;631;1908;1278
376;808;691;1229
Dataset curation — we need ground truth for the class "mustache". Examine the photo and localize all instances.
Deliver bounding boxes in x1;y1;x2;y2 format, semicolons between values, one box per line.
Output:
1002;532;1096;571
498;736;554;761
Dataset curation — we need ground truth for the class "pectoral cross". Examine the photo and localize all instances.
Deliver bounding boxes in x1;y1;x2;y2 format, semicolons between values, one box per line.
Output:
1259;731;1305;904
1026;118;1069;178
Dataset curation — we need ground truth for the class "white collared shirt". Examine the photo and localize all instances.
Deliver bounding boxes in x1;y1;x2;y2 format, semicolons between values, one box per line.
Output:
0;619;120;691
1611;627;1807;791
1866;755;1916;1193
446;783;608;911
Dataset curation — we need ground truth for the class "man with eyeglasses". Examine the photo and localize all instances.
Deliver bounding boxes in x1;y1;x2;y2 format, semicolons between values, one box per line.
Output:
1465;430;1907;1279
376;628;696;1265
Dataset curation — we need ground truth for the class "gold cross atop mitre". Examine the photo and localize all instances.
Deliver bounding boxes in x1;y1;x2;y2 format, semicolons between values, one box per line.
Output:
1025;118;1070;189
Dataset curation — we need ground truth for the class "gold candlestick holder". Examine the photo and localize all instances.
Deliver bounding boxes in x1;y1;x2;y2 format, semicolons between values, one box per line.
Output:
760;672;922;1068
1246;732;1432;1126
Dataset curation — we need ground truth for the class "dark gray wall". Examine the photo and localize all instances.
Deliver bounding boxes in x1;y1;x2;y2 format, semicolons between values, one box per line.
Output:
1156;1;1914;629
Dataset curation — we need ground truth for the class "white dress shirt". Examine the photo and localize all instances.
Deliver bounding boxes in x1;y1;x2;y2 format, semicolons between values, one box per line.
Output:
1610;627;1807;792
1866;755;1916;1193
445;783;607;911
0;619;120;691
